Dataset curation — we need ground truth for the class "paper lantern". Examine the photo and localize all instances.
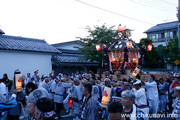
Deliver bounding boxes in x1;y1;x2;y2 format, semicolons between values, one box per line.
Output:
96;44;101;51
110;58;116;63
15;73;22;92
101;87;112;108
68;97;73;109
147;44;152;51
133;58;138;63
126;40;132;49
118;24;123;32
132;67;140;77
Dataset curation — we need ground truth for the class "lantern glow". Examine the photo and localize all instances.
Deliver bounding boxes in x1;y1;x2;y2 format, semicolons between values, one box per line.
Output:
147;44;152;51
15;74;22;92
96;44;101;51
68;97;73;109
126;40;132;49
110;58;116;63
101;87;111;108
118;24;123;32
132;67;140;77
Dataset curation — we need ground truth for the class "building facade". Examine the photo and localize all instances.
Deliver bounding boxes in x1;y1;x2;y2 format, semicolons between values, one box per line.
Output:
144;21;178;47
0;29;60;80
52;40;99;75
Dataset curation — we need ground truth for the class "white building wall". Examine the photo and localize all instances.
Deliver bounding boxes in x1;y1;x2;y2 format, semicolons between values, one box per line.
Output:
0;51;52;80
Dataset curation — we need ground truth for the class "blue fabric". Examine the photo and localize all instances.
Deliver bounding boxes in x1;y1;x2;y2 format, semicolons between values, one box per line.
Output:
0;96;17;112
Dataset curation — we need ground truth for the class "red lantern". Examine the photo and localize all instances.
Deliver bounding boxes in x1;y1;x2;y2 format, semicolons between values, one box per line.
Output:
147;44;152;51
126;40;132;49
68;97;73;109
96;44;101;51
110;58;116;63
118;24;123;32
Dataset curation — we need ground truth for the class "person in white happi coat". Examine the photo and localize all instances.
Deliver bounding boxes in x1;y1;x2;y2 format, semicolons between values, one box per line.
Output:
133;80;149;119
172;86;180;120
48;77;56;101
90;79;99;101
71;78;82;120
54;78;72;119
145;75;159;116
41;78;50;92
0;79;7;100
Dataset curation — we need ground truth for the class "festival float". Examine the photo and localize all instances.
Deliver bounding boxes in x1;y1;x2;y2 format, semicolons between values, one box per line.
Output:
104;24;145;77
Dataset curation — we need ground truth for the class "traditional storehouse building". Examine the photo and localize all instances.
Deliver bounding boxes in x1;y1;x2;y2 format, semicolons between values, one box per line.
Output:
0;29;60;80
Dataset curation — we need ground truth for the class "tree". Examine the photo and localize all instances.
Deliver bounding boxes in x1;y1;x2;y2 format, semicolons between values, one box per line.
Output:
164;37;180;65
138;38;166;68
75;24;119;62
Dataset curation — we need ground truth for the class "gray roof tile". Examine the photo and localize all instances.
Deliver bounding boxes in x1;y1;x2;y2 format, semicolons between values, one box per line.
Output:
144;21;178;33
52;54;99;64
0;35;61;54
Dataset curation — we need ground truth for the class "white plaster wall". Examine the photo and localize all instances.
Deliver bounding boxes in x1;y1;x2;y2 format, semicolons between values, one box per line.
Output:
0;51;52;80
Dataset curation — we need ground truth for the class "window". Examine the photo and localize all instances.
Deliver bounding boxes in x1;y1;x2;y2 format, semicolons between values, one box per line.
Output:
173;31;177;38
161;33;165;39
170;31;173;39
165;32;168;38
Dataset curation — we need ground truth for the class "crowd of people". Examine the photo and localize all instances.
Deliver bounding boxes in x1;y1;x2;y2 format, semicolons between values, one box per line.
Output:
0;70;180;120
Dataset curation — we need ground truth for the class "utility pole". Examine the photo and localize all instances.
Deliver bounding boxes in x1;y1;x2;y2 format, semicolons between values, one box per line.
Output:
178;0;180;50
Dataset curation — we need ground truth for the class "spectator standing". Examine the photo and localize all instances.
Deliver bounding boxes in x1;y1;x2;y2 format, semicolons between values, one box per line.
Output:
81;84;98;120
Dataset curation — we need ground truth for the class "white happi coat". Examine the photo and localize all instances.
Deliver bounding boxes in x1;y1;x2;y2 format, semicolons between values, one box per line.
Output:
48;80;56;99
91;85;99;101
54;82;72;103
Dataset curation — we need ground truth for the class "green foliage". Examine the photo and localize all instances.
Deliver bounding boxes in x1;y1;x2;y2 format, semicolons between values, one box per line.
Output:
75;24;119;62
164;37;180;65
138;38;166;68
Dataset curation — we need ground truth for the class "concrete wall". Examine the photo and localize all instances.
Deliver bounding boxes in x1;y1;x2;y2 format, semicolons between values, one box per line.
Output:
0;50;52;80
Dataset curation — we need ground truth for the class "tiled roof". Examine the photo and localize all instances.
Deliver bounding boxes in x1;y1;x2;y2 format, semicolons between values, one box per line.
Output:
0;29;5;35
57;48;81;54
0;35;61;54
52;40;79;47
52;54;99;64
144;21;178;33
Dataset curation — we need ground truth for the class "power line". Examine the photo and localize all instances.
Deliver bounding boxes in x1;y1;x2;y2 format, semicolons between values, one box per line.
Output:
139;0;176;10
74;0;155;25
129;0;175;12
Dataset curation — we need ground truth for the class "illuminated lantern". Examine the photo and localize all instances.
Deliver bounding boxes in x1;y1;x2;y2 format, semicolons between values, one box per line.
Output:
68;97;73;109
101;87;112;108
15;70;22;92
126;40;132;49
96;44;101;51
118;24;123;32
147;44;152;51
51;71;54;77
132;66;140;78
110;58;116;63
133;58;138;63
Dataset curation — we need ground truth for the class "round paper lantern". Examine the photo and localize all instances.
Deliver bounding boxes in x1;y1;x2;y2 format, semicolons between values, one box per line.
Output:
147;44;152;51
96;44;101;51
126;40;132;49
118;24;123;32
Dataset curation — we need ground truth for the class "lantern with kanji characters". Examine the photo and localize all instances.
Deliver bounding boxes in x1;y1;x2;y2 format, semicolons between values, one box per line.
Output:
101;87;112;108
126;40;132;49
132;66;140;78
68;97;73;109
14;69;22;92
96;44;101;51
147;44;152;51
